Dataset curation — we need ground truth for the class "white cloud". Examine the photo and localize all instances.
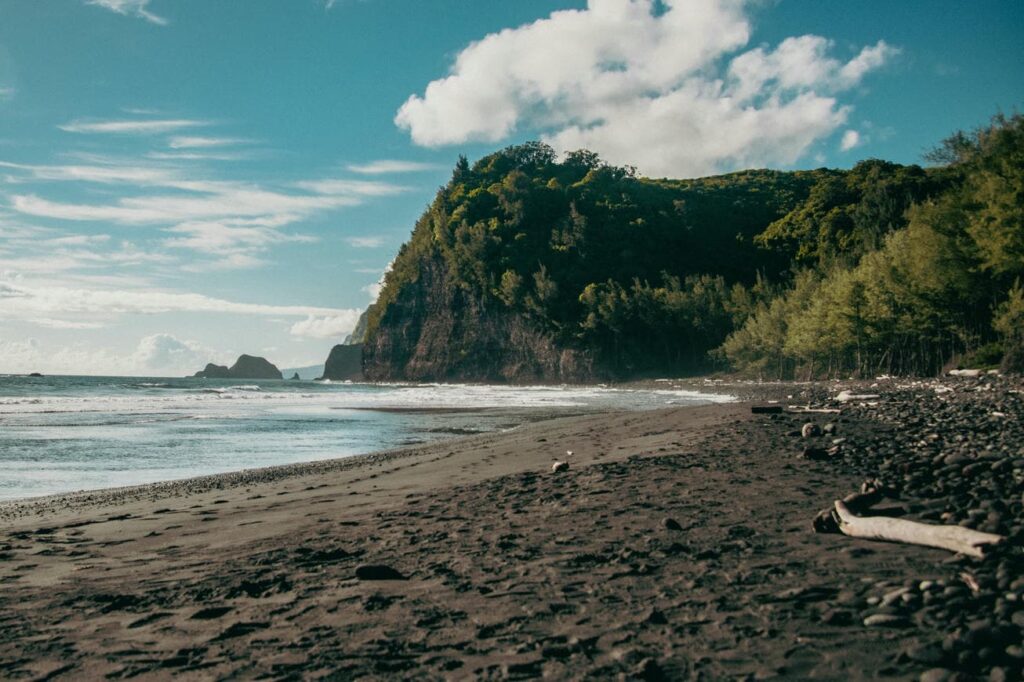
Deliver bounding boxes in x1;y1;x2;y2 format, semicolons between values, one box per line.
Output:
85;0;167;26
396;0;898;177
346;236;385;248
131;333;207;372
0;160;180;185
0;280;352;319
59;118;205;134
28;318;106;330
0;334;214;376
289;312;363;340
294;179;409;197
840;129;861;151
362;260;393;302
0;337;120;376
168;136;248;149
347;160;443;174
0;87;14;100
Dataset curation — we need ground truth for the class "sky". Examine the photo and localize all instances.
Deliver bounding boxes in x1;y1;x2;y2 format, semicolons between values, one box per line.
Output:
0;0;1020;376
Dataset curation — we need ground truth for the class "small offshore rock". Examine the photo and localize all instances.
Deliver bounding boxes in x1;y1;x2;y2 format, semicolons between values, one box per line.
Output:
552;461;570;473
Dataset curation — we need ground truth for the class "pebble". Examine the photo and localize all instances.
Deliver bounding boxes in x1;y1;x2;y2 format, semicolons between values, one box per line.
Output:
661;517;682;531
863;613;910;628
354;564;407;581
801;423;822;438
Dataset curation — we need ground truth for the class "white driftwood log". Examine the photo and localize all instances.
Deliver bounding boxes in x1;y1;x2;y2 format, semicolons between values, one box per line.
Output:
833;501;1003;558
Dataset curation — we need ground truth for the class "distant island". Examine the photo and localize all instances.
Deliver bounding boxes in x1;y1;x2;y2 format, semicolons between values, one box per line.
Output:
192;354;283;380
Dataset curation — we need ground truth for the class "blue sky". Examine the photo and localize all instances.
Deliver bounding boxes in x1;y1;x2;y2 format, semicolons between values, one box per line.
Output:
0;0;1020;375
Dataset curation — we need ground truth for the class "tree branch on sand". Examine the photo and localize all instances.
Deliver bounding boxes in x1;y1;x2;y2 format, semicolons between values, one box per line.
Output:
832;501;1003;559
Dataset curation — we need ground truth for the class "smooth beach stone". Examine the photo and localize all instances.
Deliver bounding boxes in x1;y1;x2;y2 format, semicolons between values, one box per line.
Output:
354;564;407;581
863;613;911;628
801;423;822;438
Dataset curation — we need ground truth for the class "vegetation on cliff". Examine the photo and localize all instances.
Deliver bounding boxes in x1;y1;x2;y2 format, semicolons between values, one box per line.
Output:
366;113;1023;379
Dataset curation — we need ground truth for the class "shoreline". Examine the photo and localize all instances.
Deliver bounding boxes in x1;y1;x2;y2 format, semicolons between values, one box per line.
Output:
2;377;1020;679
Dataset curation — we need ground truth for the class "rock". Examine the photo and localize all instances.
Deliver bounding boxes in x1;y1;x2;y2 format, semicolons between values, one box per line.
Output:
320;344;364;381
661;517;682;531
863;613;911;628
645;608;668;625
193;363;232;379
801;447;831;461
634;658;667;681
354;564;406;581
821;609;854;626
552;461;569;473
289;372;301;381
802;423;822;438
920;669;954;682
192;354;283;379
751;405;783;414
905;642;945;665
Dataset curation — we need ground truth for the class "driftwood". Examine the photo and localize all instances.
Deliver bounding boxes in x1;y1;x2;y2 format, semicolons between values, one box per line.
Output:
786;407;842;414
751;405;783;414
833;501;1003;558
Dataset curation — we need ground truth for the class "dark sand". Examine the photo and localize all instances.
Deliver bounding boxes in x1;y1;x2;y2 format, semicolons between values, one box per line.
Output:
0;390;1001;679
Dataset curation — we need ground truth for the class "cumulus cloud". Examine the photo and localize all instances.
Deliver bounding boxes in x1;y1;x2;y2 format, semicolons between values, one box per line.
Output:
130;333;207;373
85;0;167;26
362;261;393;302
0;337;118;375
289;311;364;340
0;334;213;376
396;0;898;177
840;129;861;151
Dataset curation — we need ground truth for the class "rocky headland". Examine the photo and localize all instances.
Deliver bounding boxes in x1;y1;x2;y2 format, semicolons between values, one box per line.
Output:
320;343;364;381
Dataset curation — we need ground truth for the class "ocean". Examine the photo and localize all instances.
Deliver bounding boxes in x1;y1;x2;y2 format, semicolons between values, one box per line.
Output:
0;375;733;501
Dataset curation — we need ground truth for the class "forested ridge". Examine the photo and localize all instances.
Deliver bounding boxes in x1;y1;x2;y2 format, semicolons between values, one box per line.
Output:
365;113;1023;380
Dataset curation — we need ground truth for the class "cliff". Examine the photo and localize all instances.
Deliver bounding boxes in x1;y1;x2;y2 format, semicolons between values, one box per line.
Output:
192;355;283;380
363;255;594;382
320;344;364;381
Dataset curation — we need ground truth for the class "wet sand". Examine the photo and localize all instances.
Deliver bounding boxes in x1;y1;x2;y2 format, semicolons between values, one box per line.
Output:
0;392;998;679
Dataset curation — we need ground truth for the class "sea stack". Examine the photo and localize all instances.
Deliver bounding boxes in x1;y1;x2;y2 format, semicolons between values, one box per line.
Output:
192;355;283;380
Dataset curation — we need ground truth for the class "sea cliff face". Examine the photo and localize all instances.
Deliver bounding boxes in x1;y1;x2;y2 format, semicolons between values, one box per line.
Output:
363;255;594;383
320;344;363;381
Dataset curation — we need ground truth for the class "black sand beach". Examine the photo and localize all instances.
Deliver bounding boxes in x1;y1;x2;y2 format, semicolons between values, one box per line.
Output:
1;376;1022;680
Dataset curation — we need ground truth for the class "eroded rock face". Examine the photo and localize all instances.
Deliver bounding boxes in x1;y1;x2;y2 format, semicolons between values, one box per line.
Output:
320;345;363;381
192;355;283;380
193;363;232;379
363;256;594;383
